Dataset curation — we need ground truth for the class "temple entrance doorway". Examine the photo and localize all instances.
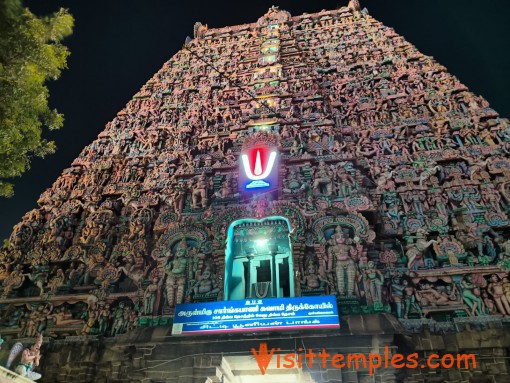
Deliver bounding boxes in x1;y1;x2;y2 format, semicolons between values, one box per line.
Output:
216;355;316;383
224;217;294;301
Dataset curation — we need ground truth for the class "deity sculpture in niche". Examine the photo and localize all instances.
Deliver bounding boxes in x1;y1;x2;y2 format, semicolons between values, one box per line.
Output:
334;167;356;198
97;303;111;334
143;277;160;315
110;301;127;336
461;275;484;316
300;258;328;291
282;167;308;195
405;228;437;269
402;278;422;319
361;261;384;305
391;276;406;318
311;161;334;196
191;172;210;209
487;274;510;315
164;238;189;306
414;280;456;307
189;264;220;298
327;227;358;297
289;138;305;156
214;174;238;200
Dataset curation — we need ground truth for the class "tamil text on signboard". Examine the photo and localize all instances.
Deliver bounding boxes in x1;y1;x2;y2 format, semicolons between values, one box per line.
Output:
172;295;339;335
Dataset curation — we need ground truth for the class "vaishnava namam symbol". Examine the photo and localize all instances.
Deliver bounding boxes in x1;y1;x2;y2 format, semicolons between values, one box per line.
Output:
241;149;277;189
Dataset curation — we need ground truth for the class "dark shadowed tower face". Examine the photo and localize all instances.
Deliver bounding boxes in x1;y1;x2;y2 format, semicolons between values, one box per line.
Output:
2;4;510;346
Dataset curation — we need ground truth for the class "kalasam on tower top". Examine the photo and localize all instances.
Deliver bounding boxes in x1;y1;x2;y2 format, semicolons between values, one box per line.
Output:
2;3;510;382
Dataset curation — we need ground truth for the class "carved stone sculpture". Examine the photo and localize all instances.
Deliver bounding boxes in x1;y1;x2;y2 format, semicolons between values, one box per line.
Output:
327;228;357;297
164;239;188;306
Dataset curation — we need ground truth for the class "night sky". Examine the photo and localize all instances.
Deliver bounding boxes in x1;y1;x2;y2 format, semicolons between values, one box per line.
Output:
1;0;509;241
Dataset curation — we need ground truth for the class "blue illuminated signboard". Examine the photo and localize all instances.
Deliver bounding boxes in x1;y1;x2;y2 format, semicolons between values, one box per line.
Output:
172;296;339;336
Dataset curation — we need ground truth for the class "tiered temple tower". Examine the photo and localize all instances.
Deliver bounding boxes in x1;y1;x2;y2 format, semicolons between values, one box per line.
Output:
2;4;510;383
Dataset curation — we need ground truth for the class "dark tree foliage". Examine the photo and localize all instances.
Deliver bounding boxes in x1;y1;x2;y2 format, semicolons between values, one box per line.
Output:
0;0;74;197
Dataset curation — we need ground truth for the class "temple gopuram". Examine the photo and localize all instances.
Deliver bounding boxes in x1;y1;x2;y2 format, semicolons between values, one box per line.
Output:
2;3;510;382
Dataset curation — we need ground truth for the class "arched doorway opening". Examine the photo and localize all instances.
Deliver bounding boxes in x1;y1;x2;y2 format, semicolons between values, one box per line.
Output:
224;216;294;301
